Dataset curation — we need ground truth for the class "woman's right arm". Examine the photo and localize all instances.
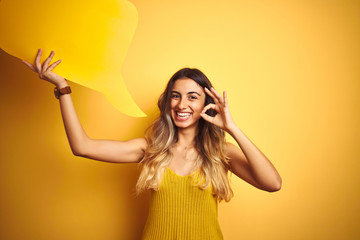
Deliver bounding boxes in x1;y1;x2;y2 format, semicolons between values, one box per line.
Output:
56;80;147;163
22;49;147;163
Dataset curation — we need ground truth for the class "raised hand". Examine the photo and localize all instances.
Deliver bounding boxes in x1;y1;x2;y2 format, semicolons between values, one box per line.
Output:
200;87;236;133
22;48;66;86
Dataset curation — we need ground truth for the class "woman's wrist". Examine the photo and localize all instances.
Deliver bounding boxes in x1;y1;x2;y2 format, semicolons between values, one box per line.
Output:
225;123;239;136
56;78;69;89
54;79;71;99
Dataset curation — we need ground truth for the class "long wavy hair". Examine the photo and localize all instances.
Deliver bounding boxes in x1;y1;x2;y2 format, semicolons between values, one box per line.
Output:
136;68;233;202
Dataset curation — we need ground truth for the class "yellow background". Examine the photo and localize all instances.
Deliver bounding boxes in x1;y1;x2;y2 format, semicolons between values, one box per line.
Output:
1;0;359;239
0;0;146;117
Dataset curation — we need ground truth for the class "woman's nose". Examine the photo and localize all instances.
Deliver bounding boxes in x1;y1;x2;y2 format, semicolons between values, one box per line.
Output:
178;98;187;109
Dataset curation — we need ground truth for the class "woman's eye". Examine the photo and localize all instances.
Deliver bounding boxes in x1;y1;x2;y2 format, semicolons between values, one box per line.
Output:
171;94;180;99
189;95;197;100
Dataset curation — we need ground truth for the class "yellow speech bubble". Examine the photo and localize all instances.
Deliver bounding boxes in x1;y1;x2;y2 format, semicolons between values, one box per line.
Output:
0;0;146;117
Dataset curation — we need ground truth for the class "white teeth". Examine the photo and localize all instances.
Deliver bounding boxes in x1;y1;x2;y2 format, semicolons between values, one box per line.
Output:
177;112;191;117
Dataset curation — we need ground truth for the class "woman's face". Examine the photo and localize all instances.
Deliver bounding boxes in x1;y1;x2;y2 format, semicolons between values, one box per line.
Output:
170;78;206;130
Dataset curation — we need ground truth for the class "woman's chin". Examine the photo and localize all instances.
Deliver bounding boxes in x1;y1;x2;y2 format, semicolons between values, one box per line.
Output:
173;121;199;130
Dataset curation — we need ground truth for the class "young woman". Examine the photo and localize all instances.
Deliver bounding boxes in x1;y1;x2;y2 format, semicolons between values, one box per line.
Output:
22;48;282;240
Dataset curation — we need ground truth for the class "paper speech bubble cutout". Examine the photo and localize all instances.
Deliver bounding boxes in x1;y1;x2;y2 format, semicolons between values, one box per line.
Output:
0;0;146;117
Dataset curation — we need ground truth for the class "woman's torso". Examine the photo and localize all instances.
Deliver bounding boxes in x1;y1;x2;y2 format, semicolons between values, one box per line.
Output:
141;167;224;240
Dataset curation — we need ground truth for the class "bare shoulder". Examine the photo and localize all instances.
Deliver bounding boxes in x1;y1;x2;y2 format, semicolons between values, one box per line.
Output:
122;137;148;153
225;142;247;170
127;137;148;149
224;142;264;189
225;142;246;159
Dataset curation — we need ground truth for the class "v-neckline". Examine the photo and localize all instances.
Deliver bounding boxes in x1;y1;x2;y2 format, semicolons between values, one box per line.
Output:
167;167;199;177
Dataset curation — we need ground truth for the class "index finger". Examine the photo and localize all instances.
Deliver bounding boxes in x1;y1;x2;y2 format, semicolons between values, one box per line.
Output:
205;87;219;104
210;87;224;103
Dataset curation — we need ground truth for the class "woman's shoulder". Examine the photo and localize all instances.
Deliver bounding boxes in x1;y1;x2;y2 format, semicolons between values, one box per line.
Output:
120;137;148;154
224;142;237;153
224;142;246;158
130;137;148;150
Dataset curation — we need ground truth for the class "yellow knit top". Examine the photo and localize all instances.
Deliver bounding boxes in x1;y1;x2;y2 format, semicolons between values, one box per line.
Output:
141;167;224;240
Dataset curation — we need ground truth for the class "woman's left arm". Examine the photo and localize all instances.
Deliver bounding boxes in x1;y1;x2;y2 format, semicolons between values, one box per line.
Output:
201;87;282;192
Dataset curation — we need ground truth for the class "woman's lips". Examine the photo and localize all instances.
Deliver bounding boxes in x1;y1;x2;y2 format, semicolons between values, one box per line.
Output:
175;112;192;121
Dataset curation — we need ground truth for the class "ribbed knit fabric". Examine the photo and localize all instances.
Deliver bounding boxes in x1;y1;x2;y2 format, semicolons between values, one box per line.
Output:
141;167;224;240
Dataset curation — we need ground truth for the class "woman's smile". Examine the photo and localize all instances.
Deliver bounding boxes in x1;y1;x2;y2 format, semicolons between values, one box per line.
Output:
175;111;192;121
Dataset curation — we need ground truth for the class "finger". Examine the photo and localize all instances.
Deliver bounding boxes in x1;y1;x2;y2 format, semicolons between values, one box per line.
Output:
204;87;219;104
21;60;36;71
223;90;228;107
201;103;216;114
35;48;43;72
210;87;224;104
200;112;213;123
47;59;61;71
42;50;54;71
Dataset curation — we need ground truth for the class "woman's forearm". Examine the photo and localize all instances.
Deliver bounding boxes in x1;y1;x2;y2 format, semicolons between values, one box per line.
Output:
56;80;89;156
228;125;282;191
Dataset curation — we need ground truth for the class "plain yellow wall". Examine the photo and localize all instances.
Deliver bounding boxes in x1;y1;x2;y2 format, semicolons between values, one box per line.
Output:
1;0;359;239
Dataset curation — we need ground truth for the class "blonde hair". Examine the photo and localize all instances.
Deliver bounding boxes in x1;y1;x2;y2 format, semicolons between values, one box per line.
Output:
136;68;234;202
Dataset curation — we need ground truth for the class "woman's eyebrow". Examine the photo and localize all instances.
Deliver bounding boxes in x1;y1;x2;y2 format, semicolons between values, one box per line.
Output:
171;90;201;96
188;91;201;96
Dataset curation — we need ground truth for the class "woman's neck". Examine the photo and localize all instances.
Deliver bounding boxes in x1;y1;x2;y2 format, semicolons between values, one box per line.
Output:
176;126;197;148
